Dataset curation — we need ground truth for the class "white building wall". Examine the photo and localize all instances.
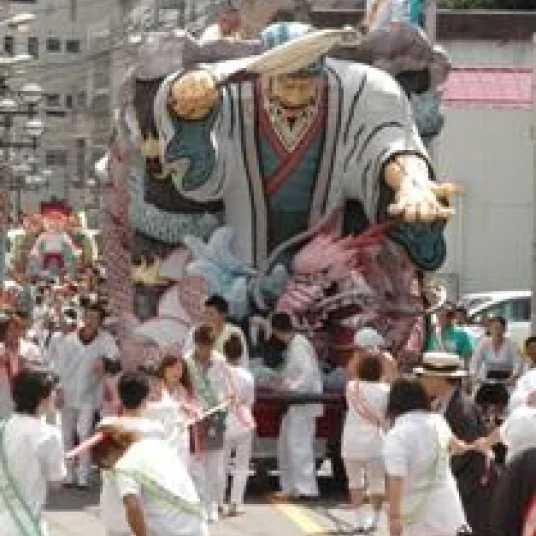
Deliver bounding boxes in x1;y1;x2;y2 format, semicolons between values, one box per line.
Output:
435;106;533;295
0;0;113;215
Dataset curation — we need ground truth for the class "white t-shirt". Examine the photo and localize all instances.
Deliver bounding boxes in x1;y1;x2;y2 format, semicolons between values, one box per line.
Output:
282;334;323;417
342;380;389;460
383;411;467;535
0;414;66;536
225;365;255;439
100;416;166;534
509;369;536;411
145;391;190;463
114;438;207;536
500;405;536;462
53;329;119;409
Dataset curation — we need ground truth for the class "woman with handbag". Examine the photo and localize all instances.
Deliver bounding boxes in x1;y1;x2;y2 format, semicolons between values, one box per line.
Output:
184;325;229;523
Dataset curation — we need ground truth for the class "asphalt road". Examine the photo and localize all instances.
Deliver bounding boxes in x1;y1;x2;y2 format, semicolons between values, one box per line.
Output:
44;472;390;536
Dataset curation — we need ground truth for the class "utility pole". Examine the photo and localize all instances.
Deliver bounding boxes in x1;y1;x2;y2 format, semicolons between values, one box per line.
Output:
531;33;536;334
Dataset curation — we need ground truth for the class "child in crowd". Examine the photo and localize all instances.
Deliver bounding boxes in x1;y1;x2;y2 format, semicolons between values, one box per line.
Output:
219;334;255;516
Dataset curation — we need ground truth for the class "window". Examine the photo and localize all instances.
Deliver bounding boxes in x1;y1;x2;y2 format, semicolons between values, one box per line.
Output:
46;38;61;53
510;298;531;322
66;39;81;53
45;150;68;166
27;36;38;58
76;91;87;109
45;110;66;118
65;95;73;109
4;35;14;56
45;93;61;107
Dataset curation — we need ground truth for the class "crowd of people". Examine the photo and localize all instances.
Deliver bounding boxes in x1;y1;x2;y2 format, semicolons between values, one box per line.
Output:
0;263;536;536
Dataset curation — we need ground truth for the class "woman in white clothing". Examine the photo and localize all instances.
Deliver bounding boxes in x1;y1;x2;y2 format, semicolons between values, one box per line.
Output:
471;316;525;415
342;351;390;533
144;353;195;465
384;378;478;536
219;334;255;516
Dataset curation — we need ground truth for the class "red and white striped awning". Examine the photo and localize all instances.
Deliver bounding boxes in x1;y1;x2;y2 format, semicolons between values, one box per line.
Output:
442;67;533;109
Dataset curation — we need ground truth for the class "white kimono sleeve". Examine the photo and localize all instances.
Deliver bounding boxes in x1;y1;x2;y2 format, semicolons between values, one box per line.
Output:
339;63;430;223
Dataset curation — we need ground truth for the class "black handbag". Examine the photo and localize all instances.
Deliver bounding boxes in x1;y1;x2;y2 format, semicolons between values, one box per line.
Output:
198;410;227;451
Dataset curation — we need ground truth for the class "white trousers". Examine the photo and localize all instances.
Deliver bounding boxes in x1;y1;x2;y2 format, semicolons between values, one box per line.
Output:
61;405;95;482
189;449;225;509
220;431;253;506
277;407;319;497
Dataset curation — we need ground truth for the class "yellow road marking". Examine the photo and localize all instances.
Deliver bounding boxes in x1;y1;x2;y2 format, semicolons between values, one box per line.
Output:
268;497;326;535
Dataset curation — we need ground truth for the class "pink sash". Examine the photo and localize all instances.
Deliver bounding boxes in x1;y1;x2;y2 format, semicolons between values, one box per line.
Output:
224;367;256;430
346;383;386;431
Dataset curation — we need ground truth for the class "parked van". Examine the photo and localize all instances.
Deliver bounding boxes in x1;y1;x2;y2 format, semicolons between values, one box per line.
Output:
459;290;532;349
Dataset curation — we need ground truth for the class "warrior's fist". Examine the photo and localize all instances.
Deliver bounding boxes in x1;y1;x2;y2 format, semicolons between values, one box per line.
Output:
168;70;219;121
384;155;458;223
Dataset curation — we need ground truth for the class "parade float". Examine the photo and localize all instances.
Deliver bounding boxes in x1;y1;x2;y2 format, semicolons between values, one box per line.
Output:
100;0;454;480
7;201;99;279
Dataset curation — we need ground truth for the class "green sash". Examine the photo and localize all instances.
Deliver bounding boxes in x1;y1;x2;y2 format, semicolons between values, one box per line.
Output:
186;356;221;409
186;356;227;450
111;468;204;519
0;419;43;536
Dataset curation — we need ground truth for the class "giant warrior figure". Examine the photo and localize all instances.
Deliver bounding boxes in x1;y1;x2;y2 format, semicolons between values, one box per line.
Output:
103;15;454;357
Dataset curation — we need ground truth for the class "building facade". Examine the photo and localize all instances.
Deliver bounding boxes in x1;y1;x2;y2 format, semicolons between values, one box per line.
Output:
0;0;113;217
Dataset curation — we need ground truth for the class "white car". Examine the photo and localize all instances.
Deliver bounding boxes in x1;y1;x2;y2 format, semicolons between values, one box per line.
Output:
459;290;532;349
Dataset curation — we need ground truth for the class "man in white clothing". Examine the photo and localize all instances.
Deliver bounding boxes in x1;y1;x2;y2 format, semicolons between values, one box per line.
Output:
98;371;166;536
0;369;66;536
53;302;119;487
91;423;207;536
184;325;229;522
271;312;323;499
184;295;249;368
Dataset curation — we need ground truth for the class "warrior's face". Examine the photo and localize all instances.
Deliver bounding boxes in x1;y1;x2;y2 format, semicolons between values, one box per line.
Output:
269;74;321;110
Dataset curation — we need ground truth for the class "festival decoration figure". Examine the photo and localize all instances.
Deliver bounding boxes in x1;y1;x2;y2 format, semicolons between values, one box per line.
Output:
7;202;98;279
102;14;454;362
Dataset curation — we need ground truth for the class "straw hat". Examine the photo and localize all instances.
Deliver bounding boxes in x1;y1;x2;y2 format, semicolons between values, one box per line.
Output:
414;352;467;378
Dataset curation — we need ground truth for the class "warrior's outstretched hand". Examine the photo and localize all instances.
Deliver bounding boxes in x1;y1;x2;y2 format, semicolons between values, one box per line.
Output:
385;154;459;223
168;70;219;121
